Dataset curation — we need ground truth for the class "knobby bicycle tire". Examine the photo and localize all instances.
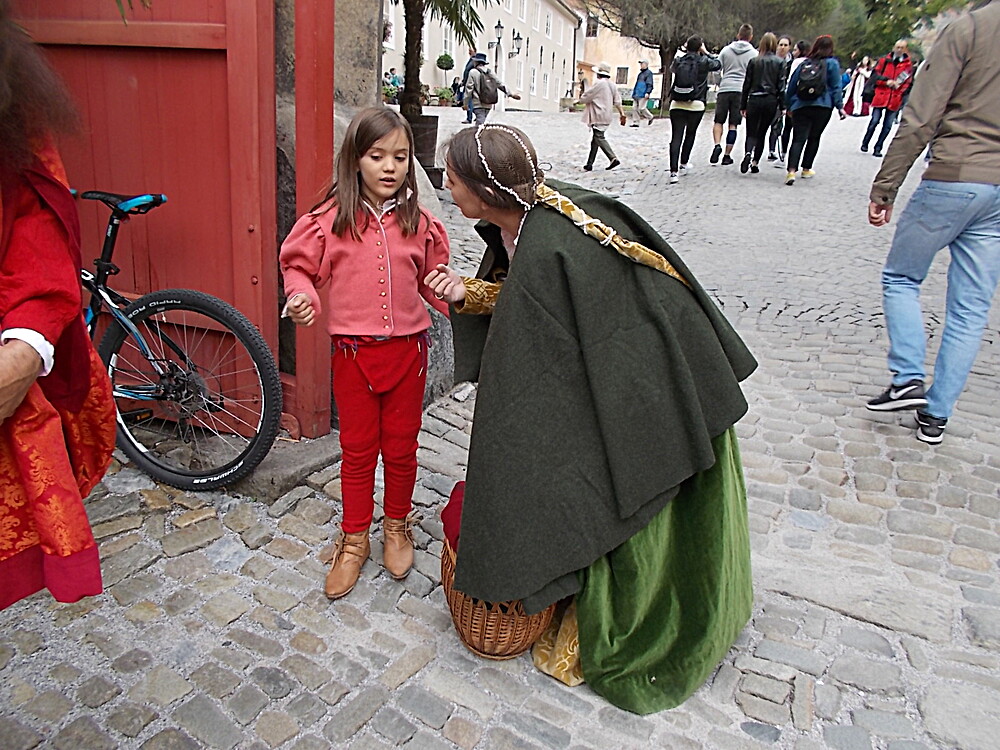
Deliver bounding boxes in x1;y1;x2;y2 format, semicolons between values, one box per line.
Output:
98;289;282;490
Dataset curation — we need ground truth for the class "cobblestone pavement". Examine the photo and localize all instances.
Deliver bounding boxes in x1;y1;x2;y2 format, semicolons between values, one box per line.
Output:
2;111;999;750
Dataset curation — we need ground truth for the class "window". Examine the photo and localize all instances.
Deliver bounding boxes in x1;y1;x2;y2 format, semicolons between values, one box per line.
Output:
504;0;512;10
533;2;540;31
518;0;527;22
545;12;552;38
517;60;524;89
586;15;598;38
616;66;629;85
543;72;549;99
442;26;453;58
554;77;561;100
558;19;564;46
551;51;556;69
539;45;543;66
530;66;537;95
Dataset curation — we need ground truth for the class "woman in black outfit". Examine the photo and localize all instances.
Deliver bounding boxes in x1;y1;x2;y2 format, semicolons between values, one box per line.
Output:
739;32;787;174
667;35;722;184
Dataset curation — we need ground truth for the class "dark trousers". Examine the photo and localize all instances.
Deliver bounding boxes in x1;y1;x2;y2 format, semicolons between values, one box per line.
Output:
744;96;778;164
586;127;616;166
333;336;426;533
767;107;784;156
862;107;898;153
787;107;833;171
669;109;705;172
780;111;793;156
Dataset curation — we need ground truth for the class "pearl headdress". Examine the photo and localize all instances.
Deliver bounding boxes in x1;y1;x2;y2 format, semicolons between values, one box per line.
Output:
473;124;540;210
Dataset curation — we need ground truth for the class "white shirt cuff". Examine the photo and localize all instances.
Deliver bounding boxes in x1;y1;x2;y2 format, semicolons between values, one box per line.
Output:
1;328;55;376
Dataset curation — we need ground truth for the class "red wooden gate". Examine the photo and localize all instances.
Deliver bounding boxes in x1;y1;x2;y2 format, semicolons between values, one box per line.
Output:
17;1;336;438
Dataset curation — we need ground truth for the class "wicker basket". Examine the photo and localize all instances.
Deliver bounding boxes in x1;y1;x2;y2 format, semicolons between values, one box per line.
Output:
440;538;555;660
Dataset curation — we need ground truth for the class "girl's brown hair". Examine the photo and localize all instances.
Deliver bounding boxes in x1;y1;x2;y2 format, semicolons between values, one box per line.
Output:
444;125;543;213
0;0;80;171
808;35;835;59
314;107;422;240
758;32;778;57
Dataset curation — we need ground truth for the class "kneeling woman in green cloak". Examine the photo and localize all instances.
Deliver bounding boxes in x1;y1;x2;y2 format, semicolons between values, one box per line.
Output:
425;124;757;714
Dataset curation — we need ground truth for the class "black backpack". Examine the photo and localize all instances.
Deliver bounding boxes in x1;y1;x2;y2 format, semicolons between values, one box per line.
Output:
478;70;500;105
671;55;700;101
796;58;827;99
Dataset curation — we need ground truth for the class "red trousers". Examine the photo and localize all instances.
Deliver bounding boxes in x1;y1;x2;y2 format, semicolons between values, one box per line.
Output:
332;335;426;533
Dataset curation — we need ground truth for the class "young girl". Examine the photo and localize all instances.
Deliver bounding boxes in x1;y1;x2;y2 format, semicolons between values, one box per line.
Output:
280;107;450;599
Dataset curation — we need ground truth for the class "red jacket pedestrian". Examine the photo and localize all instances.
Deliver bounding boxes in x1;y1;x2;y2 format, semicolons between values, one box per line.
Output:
870;47;913;111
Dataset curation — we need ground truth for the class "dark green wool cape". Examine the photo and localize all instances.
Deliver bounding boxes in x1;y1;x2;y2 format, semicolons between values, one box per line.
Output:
451;180;757;616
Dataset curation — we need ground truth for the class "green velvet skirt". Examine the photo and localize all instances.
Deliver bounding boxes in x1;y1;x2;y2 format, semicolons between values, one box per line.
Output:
575;427;753;714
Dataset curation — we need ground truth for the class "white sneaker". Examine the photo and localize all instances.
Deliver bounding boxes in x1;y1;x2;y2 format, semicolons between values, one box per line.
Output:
669;173;679;184
679;164;691;175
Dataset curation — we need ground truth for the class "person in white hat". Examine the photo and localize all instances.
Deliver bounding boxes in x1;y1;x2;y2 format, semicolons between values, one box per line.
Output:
630;58;655;126
577;62;625;170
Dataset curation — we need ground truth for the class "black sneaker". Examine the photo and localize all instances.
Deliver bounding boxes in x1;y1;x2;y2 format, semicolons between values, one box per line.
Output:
860;144;869;152
582;164;593;171
710;144;722;164
767;152;778;161
916;412;947;444
866;379;928;412
740;153;752;173
606;159;621;170
721;154;734;166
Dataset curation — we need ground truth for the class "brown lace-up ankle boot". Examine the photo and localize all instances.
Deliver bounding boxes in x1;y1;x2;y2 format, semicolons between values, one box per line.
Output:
382;514;415;580
324;529;370;599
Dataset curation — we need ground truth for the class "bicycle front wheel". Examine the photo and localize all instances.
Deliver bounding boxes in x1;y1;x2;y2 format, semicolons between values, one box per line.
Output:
98;289;282;490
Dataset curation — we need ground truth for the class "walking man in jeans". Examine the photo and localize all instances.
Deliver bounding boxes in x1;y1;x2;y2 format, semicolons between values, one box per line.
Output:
630;59;654;126
866;1;1000;444
861;40;912;157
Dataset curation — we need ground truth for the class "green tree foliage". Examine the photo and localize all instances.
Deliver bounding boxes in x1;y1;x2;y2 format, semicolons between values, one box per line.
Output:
843;0;968;59
393;0;493;119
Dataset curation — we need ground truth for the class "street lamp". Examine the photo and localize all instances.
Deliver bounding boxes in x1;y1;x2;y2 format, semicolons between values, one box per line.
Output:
487;19;504;69
508;31;523;59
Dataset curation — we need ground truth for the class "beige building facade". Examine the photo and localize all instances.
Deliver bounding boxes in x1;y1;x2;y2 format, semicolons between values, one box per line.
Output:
382;0;581;113
570;4;662;103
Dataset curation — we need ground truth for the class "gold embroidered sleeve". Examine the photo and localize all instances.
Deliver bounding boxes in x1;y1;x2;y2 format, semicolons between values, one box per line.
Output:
454;277;502;315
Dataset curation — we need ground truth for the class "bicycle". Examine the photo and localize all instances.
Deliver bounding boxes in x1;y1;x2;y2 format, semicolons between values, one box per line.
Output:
79;190;282;491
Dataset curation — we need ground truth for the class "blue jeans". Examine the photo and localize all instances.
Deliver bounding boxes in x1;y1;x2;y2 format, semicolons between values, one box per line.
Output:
862;107;898;153
882;180;1000;418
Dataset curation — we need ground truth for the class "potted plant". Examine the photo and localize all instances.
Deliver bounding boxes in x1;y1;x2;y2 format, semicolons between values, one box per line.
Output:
434;87;455;105
436;53;455;86
392;0;485;187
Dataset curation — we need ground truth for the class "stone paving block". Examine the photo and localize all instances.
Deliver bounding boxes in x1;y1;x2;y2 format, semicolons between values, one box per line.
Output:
953;526;1000;553
141;728;201;749
791;674;815;731
52;716;115;750
265;536;310;561
736;691;791;726
829;654;902;694
379;644;436;689
838;627;894;657
396;684;453;729
963;607;1000;650
204;535;253;572
323;686;391;744
0;716;42;750
371;707;418;744
109;572;163;607
279;514;328;545
163;550;212;581
596;705;655;741
251;666;298;698
287;692;328;727
851;709;914;738
241;524;275;549
290;736;329;750
269;485;313;517
49;662;82;683
502;712;571;748
397;594;452;632
754;640;827;676
814;683;841;720
191;663;242;699
227;628;284;658
27;689;73;722
223;503;255;533
482;727;544;750
102;543;161;587
129;665;194;707
228;684;269;725
174;507;217;528
740;722;782;744
444;716;483;750
740;672;791;704
281;653;332;690
77;674;122;708
823;725;872;750
162;520;224;557
173;694;244;749
254;710;299;748
212;646;253;671
201;591;252;627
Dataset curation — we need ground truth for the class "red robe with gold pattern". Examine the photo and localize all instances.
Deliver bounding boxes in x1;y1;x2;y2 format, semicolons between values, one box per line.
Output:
0;144;116;609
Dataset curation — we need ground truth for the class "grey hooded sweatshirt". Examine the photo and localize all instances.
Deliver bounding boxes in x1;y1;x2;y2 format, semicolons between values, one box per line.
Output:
718;40;758;93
